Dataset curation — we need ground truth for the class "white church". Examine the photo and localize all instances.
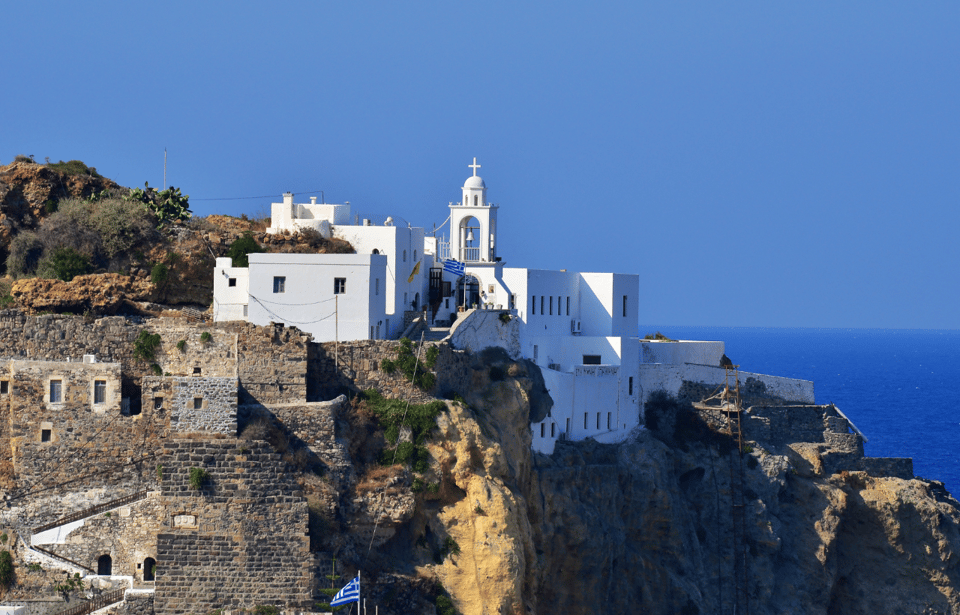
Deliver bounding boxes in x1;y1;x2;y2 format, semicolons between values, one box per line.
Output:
213;159;814;454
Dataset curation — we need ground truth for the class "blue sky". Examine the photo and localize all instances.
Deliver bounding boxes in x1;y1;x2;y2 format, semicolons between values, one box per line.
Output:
2;2;958;329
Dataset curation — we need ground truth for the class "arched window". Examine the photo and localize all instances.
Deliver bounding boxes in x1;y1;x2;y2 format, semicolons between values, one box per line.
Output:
143;557;156;581
98;554;112;576
473;195;478;206
372;249;380;255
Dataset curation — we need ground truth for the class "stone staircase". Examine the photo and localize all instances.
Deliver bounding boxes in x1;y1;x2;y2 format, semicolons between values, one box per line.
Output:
422;326;451;342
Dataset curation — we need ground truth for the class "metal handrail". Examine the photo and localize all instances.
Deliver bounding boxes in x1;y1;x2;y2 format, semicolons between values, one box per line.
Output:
33;491;148;535
56;589;125;615
29;545;95;574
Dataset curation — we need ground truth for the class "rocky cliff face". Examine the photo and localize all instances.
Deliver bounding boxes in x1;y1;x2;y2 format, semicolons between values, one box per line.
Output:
322;353;960;615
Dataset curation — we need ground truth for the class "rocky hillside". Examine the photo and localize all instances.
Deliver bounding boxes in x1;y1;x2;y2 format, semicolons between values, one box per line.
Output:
0;159;353;314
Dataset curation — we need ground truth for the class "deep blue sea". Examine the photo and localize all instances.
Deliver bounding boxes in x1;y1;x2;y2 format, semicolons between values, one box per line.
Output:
640;326;960;495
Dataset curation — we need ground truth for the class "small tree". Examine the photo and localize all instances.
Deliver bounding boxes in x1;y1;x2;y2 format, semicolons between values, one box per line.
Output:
0;550;13;588
226;232;265;267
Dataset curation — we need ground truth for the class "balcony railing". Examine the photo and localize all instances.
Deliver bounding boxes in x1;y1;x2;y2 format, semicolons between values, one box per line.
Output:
459;247;480;262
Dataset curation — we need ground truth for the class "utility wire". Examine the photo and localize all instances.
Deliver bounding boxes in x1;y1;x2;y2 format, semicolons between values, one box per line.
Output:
193;189;326;202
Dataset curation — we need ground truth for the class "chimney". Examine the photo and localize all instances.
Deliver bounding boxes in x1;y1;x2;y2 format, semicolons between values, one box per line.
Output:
310;196;317;205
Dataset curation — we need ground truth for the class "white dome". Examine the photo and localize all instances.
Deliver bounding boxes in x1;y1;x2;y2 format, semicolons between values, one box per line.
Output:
463;175;486;189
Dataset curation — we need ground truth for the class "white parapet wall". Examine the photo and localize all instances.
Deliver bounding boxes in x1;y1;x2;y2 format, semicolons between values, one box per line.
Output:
639;363;815;406
639;340;725;366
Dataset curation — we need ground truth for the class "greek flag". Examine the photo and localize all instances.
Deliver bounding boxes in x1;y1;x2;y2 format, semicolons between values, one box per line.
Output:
330;576;360;606
443;259;465;277
329;576;360;607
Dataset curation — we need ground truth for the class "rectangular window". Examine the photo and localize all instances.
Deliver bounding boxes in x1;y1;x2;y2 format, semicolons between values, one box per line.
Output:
375;278;380;296
597;413;601;429
557;296;561;316
0;381;7;394
540;296;544;315
193;367;202;375
540;423;545;438
629;377;634;396
335;278;346;294
228;278;237;287
243;304;248;317
41;429;51;442
50;380;62;403
533;345;539;362
549;296;553;315
623;295;628;317
566;296;570;316
550;423;555;437
94;380;106;404
566;418;570;434
510;294;516;309
607;412;611;430
531;295;536;315
584;413;588;429
193;397;203;410
273;276;285;293
583;355;602;365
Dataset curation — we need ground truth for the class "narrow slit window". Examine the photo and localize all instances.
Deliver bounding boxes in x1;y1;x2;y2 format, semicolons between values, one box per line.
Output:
623;295;628;317
540;423;545;438
607;412;611;430
550;423;556;437
531;295;536;315
566;296;570;315
0;381;7;394
629;377;634;395
597;413;601;429
584;413;588;429
549;296;553;315
94;380;106;404
540;296;544;315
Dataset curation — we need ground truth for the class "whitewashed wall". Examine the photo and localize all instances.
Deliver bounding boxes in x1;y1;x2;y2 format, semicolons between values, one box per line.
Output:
213;258;251;322
247;253;387;342
638;363;816;409
639;340;725;366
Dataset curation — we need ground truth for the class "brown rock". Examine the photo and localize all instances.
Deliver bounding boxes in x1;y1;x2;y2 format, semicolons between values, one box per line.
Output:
11;273;155;314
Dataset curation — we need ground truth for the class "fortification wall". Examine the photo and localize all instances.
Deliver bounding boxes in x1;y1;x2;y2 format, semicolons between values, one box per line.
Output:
142;377;238;436
154;439;311;614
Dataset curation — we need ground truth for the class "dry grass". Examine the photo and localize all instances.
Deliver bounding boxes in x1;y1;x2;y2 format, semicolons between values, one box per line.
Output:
355;464;404;495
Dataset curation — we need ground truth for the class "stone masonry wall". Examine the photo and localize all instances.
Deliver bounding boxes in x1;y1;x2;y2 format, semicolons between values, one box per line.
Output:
141;377;238;436
6;360;168;493
154;439;312;614
40;493;164;582
234;322;309;405
310;340;472;403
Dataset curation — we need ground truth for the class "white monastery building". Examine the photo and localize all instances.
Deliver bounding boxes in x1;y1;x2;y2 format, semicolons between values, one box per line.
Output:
213;159;814;454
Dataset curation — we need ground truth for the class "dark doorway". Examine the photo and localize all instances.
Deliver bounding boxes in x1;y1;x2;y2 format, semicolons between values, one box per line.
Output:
143;557;156;581
98;554;112;576
457;275;480;309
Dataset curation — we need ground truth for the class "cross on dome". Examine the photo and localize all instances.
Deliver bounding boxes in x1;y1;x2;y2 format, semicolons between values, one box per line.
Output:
468;157;481;177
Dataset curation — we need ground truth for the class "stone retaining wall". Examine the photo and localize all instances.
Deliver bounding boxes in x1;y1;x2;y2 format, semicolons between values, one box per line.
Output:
309;340;472;403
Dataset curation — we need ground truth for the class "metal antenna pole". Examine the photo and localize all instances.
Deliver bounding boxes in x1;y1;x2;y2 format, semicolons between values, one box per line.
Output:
163;148;167;188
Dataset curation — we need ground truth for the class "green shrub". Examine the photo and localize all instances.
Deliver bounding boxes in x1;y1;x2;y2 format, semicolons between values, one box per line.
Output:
128;182;191;228
253;606;279;615
47;159;102;177
150;363;163;376
176;339;186;351
27;563;42;572
0;533;6;543
386;338;438;390
498;312;512;324
156;464;163;480
226;232;265;267
0;550;13;588
362;390;445;472
36;247;91;281
87;198;157;258
133;330;162;362
200;331;212;343
189;467;210;490
435;595;457;615
643;331;677;342
44;199;58;214
151;263;169;285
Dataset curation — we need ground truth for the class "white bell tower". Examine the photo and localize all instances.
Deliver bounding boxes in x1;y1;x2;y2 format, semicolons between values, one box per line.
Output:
449;157;498;263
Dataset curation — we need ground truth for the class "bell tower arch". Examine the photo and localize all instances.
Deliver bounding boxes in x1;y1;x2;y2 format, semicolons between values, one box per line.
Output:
449;157;499;263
